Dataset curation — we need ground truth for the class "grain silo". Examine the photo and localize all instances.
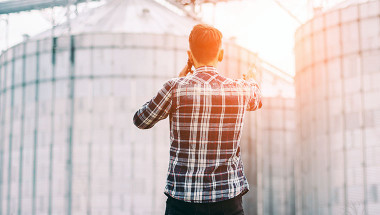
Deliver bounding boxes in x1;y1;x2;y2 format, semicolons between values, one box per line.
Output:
237;61;296;215
199;42;296;214
0;0;296;214
0;0;197;214
241;95;296;215
294;0;380;214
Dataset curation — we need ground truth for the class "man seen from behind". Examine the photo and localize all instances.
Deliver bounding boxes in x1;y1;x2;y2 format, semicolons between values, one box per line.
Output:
133;24;262;215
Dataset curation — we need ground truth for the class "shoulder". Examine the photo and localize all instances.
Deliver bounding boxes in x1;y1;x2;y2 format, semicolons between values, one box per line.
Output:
162;76;189;89
233;78;259;87
218;75;258;88
213;74;239;85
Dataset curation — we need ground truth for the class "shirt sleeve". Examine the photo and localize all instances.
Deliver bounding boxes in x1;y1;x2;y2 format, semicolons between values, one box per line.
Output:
244;78;263;111
133;79;176;129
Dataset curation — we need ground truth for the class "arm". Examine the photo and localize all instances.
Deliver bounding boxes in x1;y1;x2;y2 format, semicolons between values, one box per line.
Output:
242;64;262;111
133;79;175;129
245;78;263;111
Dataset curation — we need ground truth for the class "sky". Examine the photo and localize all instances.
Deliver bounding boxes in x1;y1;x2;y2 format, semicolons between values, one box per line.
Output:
200;0;309;76
0;0;349;76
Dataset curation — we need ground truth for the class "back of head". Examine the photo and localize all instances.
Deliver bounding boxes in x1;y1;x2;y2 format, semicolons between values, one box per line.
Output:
189;24;223;64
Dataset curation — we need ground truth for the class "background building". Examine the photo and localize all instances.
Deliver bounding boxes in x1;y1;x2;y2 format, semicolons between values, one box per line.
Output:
242;96;296;215
294;0;380;214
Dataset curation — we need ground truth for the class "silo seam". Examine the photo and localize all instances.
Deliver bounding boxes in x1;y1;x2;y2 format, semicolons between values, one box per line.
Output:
6;41;16;215
268;103;273;215
356;4;368;215
338;9;349;215
0;48;2;215
65;35;75;215
16;40;27;215
310;19;319;215
0;46;8;215
108;48;115;215
282;98;287;214
151;42;158;213
322;11;333;215
85;44;94;215
48;36;57;215
31;39;40;215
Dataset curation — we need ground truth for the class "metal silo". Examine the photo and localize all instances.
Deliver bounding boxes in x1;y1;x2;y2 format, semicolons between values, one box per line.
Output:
294;0;380;214
0;0;197;214
235;60;296;215
241;95;296;215
258;97;296;215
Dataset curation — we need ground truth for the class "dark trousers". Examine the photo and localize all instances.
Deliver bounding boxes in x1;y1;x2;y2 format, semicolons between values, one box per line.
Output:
164;194;244;215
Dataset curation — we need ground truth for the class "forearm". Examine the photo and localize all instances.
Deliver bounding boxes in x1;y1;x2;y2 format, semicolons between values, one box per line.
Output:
133;80;174;129
247;79;263;111
133;102;153;129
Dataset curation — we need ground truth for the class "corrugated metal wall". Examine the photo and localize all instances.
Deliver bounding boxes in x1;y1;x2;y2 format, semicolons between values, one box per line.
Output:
0;33;193;215
241;97;296;215
219;47;296;215
294;1;380;214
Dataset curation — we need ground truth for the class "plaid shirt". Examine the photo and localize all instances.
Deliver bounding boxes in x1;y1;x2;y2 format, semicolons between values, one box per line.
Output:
133;66;262;203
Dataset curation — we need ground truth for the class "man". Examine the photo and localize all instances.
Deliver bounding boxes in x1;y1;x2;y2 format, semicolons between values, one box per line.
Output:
133;24;262;215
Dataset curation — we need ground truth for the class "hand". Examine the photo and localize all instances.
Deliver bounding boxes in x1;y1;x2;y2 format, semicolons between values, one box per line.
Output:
243;64;257;80
179;63;193;77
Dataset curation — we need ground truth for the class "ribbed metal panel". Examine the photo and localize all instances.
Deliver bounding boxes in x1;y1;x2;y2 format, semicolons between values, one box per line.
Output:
294;1;380;215
242;97;296;215
0;32;193;215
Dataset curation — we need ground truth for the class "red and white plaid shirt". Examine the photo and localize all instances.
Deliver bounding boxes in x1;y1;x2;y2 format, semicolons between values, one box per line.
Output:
133;66;262;203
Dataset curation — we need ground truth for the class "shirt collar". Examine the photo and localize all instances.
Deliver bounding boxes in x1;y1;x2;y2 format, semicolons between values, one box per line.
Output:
193;66;218;75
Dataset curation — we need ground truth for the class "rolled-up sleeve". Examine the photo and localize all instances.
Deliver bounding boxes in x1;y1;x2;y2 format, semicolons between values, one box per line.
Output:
133;79;175;129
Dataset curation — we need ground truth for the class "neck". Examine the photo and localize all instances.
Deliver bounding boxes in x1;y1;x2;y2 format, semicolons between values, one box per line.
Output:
194;62;218;69
194;65;218;73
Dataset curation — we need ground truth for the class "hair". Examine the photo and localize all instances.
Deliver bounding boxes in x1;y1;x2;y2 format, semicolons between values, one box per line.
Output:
189;24;223;64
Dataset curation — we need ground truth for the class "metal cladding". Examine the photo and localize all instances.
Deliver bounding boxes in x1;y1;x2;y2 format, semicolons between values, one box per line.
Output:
294;0;380;214
0;0;295;214
241;97;296;215
218;47;296;215
34;0;197;38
